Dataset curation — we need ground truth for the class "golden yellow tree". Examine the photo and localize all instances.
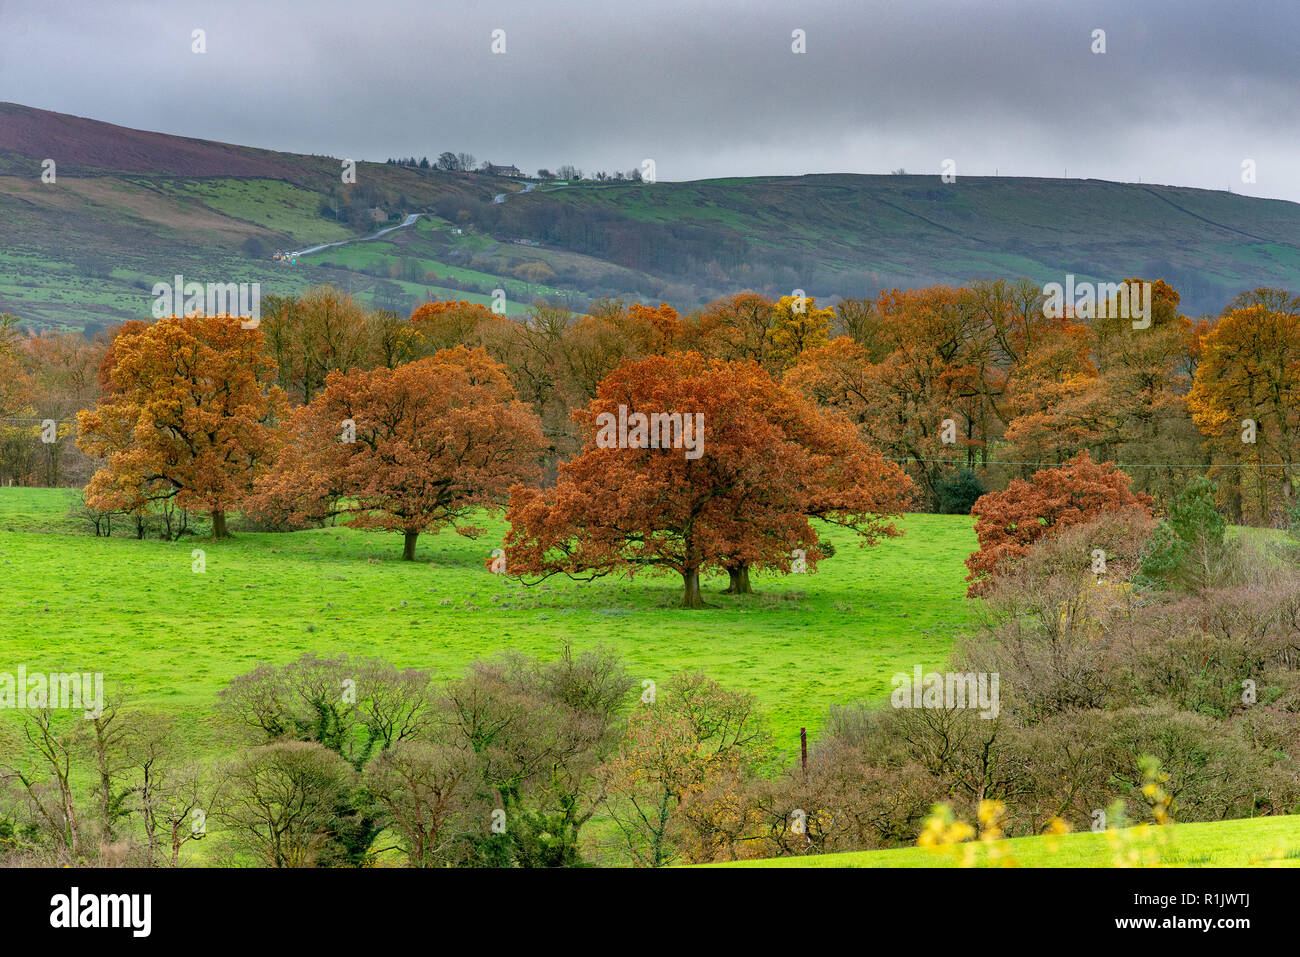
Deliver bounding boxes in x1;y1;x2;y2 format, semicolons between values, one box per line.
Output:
77;315;288;538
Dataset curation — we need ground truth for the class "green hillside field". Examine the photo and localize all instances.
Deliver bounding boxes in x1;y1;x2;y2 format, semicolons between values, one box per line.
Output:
4;102;1299;332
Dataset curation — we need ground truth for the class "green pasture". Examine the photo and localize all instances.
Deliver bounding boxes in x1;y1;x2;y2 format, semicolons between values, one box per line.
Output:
6;486;1300;866
0;487;975;752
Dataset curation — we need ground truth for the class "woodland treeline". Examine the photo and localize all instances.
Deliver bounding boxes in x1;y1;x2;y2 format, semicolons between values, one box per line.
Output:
4;278;1297;521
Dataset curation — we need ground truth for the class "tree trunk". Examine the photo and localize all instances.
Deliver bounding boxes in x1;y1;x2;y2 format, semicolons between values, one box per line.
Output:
681;568;705;609
402;529;419;561
723;565;753;594
211;509;230;540
1226;473;1243;525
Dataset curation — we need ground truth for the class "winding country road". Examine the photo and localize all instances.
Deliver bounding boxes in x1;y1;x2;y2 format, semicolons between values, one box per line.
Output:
287;212;423;259
285;180;557;259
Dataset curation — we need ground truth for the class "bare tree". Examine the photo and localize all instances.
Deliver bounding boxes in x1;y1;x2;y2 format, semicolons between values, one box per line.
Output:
123;715;214;866
217;742;357;868
365;741;483;866
82;690;134;843
0;709;82;862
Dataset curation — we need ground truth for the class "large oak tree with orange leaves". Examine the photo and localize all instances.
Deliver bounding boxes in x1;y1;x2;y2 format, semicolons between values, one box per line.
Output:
503;352;912;608
251;346;545;560
1188;289;1300;523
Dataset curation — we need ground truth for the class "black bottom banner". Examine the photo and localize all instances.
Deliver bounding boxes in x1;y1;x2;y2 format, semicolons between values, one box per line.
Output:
0;865;1280;943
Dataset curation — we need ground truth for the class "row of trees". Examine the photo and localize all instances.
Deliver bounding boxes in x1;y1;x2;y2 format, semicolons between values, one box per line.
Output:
280;280;1300;526
386;154;479;172
384;155;642;183
0;648;775;869
7;278;1298;554
73;302;913;606
400;281;1300;525
535;167;645;183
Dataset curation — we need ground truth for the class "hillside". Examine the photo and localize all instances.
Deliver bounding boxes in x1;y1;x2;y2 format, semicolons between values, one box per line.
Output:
2;101;1298;332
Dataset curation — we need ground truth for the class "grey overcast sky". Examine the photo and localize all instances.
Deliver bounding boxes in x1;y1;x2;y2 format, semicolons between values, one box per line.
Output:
3;0;1299;201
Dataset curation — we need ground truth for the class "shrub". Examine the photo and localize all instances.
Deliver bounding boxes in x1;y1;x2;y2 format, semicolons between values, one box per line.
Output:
936;467;985;515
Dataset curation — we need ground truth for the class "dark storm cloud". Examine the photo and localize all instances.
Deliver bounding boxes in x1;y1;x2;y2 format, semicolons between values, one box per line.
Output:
2;0;1298;200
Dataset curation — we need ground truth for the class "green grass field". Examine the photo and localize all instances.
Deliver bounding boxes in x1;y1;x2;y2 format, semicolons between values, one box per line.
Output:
0;487;975;752
6;486;1300;866
715;816;1300;868
154;178;356;245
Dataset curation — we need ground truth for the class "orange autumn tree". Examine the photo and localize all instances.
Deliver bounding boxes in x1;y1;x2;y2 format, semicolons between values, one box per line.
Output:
716;387;915;593
251;346;545;560
76;314;288;539
94;319;151;392
561;300;685;401
1000;315;1107;465
786;287;986;510
623;302;685;356
1188;289;1300;523
964;451;1152;596
0;314;35;485
1087;279;1197;501
503;353;911;608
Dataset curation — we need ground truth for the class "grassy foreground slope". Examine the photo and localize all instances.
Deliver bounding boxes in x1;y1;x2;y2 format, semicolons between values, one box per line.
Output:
6;486;1299;867
0;487;975;749
713;816;1300;868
